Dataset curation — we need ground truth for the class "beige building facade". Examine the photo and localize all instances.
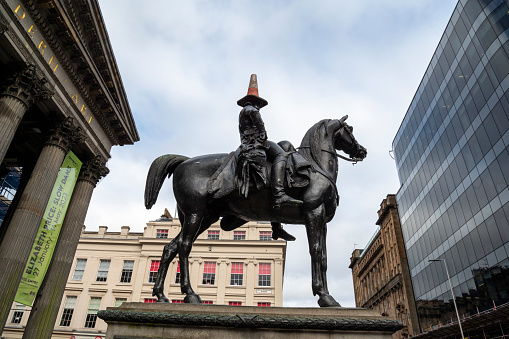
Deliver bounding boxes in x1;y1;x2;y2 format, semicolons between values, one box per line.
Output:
349;195;419;338
2;214;286;338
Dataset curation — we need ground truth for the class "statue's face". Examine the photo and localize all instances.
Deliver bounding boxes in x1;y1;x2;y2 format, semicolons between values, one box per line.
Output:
239;105;265;133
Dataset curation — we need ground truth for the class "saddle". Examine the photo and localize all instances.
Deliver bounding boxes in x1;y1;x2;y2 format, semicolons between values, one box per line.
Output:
207;141;312;199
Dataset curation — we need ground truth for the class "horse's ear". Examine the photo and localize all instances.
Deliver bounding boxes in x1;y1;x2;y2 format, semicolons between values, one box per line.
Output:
340;115;348;123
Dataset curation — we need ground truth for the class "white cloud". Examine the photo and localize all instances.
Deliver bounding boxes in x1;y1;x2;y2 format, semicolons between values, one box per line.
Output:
88;0;457;307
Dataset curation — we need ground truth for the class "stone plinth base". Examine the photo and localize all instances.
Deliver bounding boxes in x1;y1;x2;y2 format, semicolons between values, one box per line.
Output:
98;302;403;339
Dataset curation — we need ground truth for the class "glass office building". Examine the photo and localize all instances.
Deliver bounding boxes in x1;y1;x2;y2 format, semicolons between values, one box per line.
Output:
393;0;509;334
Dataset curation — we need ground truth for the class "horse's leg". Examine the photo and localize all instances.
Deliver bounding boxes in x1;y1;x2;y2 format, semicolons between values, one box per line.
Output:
304;205;341;307
152;233;180;302
179;211;217;303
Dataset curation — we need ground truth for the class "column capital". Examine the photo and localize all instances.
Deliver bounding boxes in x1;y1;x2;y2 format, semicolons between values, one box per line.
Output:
247;259;258;266
78;155;109;187
46;117;86;152
1;64;54;109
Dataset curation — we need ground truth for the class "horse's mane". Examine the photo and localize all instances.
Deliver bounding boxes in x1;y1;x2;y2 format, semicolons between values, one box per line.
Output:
299;119;332;170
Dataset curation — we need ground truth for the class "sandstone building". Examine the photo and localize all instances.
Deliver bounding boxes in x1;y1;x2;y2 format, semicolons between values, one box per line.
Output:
350;195;419;338
2;214;287;338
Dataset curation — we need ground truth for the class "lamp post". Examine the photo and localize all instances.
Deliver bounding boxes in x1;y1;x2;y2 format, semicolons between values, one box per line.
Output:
429;259;464;339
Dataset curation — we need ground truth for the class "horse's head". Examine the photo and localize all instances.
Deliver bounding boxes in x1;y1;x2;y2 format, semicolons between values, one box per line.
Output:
332;116;367;162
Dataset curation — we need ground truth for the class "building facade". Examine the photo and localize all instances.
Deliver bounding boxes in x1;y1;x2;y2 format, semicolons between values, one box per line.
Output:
2;214;287;338
350;195;419;338
0;0;138;335
393;0;509;336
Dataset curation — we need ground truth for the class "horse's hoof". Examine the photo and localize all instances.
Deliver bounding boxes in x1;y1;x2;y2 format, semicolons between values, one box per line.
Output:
184;294;203;304
318;295;341;307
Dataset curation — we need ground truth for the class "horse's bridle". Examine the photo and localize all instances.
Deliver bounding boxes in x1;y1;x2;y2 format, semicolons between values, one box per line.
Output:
320;148;362;164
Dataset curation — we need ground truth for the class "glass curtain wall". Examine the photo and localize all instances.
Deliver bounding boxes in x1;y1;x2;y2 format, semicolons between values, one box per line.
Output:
393;0;509;332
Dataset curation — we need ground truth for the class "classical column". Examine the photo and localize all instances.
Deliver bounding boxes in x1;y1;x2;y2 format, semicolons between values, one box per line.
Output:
0;117;83;329
23;156;108;339
0;64;53;164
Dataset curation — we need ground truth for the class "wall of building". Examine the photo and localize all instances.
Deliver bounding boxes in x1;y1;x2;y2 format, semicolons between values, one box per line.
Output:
2;217;286;339
350;195;419;338
393;0;509;335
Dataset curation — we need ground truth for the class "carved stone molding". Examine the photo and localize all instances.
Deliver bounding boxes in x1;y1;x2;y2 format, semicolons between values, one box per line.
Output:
19;0;118;145
78;155;109;187
0;11;8;34
1;64;54;109
46;117;86;152
97;309;404;332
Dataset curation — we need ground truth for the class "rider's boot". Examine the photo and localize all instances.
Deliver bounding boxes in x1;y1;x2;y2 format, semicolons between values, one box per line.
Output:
271;154;303;209
271;222;296;241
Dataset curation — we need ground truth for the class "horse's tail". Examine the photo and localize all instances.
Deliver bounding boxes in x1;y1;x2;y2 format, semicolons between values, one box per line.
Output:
145;154;189;209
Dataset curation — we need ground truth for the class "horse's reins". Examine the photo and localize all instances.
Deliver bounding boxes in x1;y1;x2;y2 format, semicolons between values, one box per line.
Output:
319;148;362;164
298;146;363;164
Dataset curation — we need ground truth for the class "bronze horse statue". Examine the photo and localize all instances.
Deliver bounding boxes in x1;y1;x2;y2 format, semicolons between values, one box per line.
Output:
145;116;367;307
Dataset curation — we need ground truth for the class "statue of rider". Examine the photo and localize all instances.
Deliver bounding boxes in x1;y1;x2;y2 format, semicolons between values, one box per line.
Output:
236;75;301;241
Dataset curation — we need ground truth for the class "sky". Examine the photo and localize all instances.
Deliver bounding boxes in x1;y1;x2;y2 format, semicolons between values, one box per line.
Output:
86;0;458;307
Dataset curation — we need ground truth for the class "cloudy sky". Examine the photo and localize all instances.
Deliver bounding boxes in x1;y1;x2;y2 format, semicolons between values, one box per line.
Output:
86;0;457;307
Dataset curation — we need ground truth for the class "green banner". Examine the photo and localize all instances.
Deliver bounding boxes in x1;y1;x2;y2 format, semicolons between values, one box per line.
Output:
15;151;82;306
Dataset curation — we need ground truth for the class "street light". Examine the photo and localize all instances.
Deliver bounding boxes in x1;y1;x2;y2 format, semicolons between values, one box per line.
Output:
429;259;465;339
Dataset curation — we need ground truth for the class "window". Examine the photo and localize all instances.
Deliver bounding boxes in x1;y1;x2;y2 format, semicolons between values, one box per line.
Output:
175;262;181;284
120;260;134;283
72;259;86;281
172;299;184;304
229;301;242;306
203;300;213;304
59;296;77;326
148;260;160;283
144;298;157;303
259;231;272;241
258;263;271;286
230;262;244;286
96;260;111;282
11;303;24;324
202;262;216;285
258;302;271;307
233;231;246;240
207;230;220;240
115;298;127;307
84;297;101;328
156;229;168;238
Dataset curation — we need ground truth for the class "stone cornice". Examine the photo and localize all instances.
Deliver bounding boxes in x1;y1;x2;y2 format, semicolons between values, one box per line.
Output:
18;0;138;145
98;309;404;332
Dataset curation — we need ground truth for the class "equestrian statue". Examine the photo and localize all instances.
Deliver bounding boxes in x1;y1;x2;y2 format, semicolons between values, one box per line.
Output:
145;75;367;307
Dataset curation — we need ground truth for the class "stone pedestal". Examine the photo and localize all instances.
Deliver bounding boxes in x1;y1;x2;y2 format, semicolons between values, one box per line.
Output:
98;303;403;339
